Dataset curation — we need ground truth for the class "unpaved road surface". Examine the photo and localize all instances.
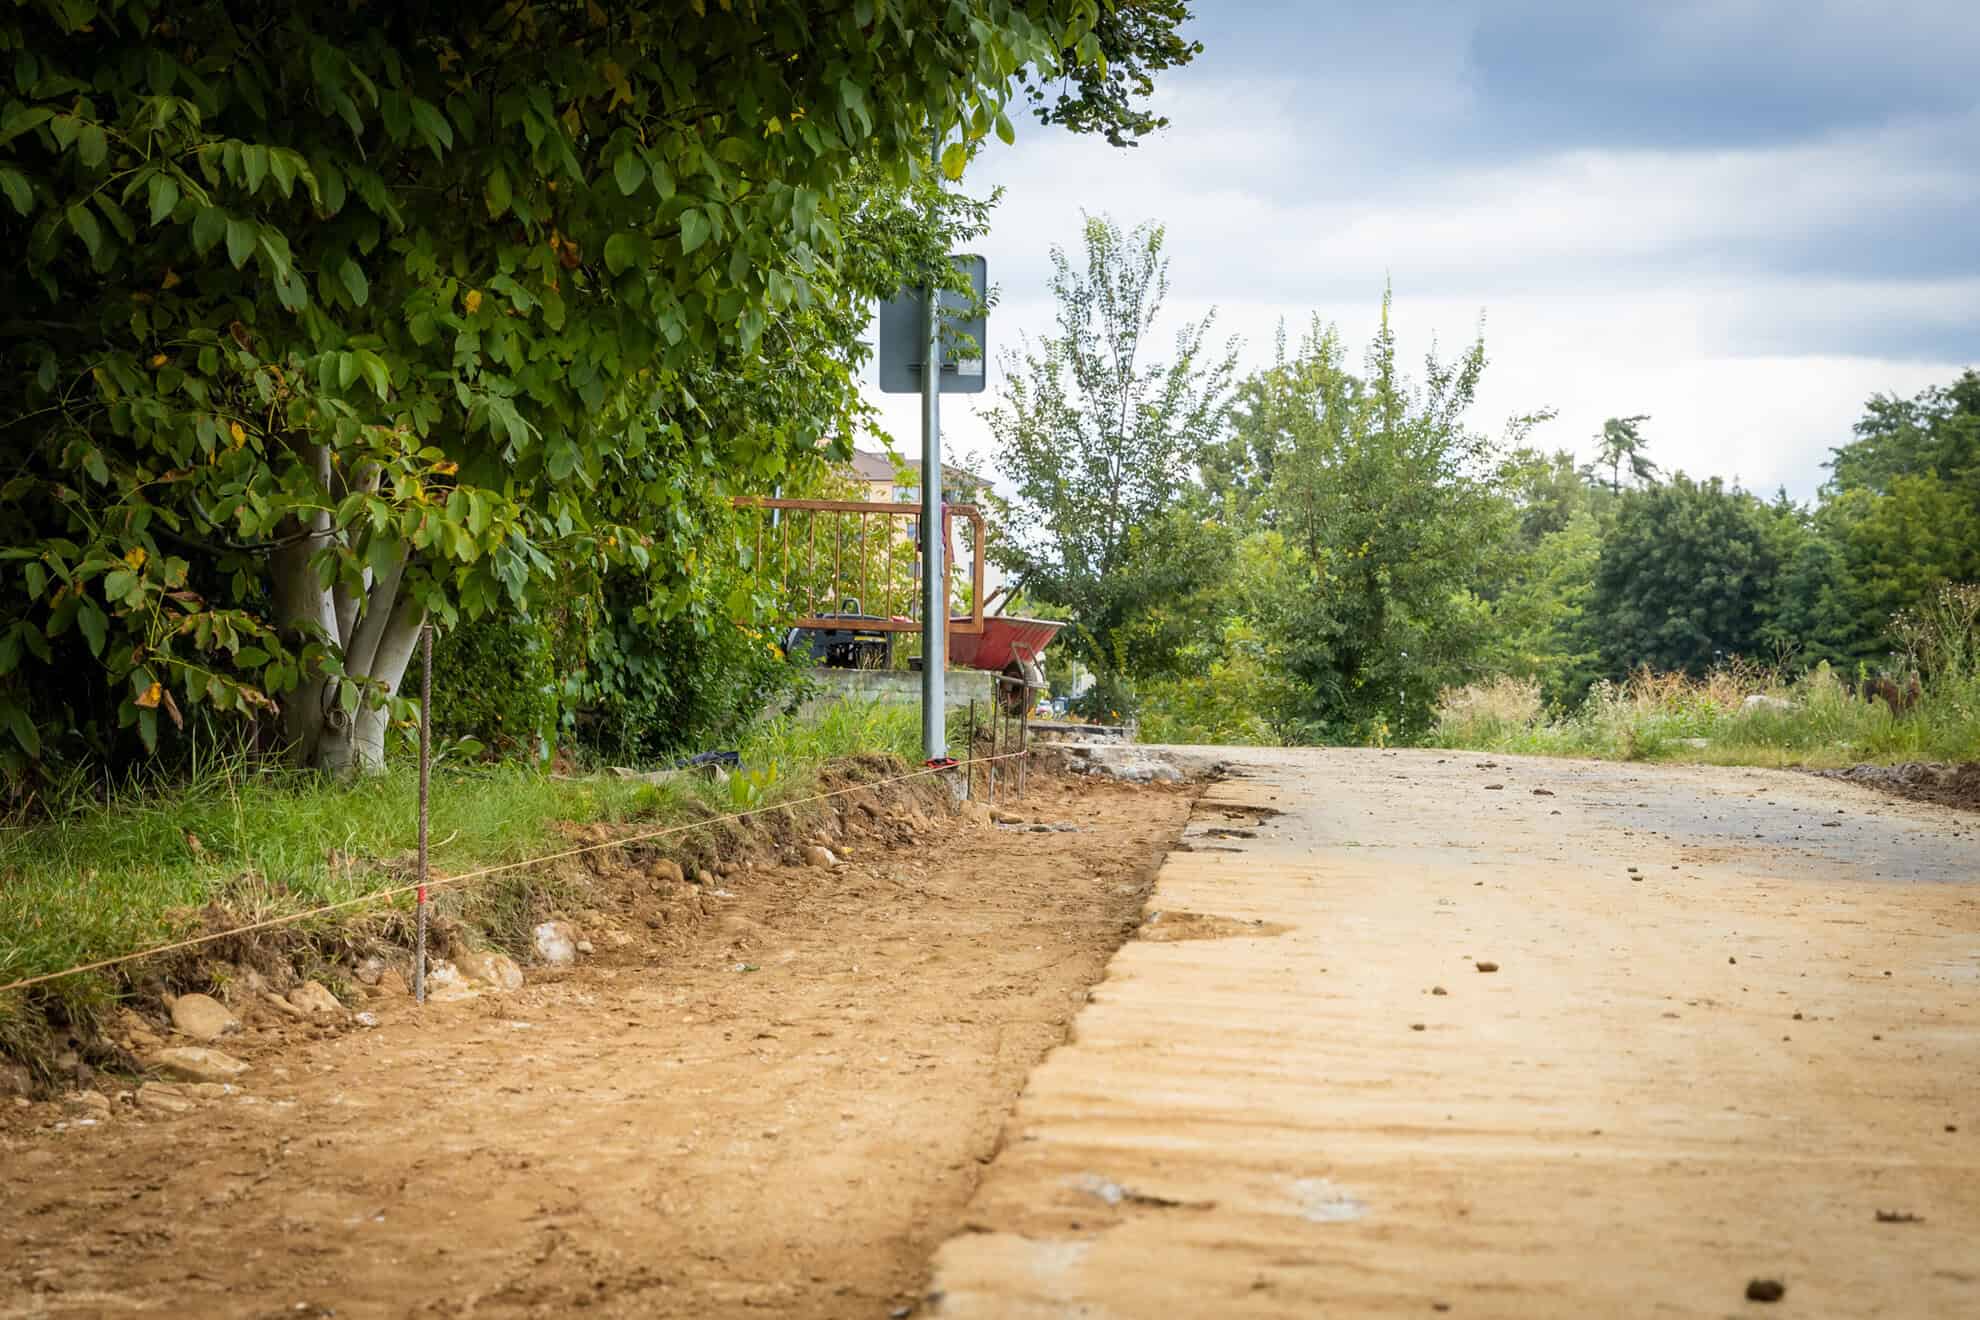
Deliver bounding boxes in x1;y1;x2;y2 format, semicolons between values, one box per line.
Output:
7;750;1978;1319
1;776;1193;1319
929;749;1980;1317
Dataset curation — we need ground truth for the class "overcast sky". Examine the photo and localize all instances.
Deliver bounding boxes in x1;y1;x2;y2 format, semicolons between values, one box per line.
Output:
862;1;1978;503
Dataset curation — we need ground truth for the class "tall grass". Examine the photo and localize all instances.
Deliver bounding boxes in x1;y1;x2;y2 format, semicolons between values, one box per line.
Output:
1433;661;1980;766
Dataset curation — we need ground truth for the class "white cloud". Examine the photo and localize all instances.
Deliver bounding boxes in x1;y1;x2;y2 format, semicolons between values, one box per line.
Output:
858;50;1975;508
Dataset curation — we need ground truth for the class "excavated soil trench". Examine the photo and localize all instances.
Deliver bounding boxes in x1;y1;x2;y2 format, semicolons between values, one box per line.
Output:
0;772;1198;1319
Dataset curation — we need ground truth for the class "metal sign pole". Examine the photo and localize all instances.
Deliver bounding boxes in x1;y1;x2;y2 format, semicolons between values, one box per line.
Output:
920;131;946;763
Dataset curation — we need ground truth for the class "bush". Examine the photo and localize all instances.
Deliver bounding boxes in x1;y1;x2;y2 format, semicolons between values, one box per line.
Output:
427;613;559;762
576;593;809;766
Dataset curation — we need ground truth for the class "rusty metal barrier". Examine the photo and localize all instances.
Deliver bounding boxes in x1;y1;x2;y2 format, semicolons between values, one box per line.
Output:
732;497;986;637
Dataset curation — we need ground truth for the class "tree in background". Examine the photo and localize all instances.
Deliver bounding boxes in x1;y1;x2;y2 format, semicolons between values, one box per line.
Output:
984;215;1237;713
1585;475;1784;676
1594;414;1658;495
0;1;1184;780
1236;301;1532;740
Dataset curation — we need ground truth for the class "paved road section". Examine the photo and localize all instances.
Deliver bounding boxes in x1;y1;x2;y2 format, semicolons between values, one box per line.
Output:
926;749;1980;1318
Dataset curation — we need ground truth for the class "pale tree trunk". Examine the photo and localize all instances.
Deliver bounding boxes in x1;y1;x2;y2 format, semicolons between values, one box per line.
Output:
271;444;426;775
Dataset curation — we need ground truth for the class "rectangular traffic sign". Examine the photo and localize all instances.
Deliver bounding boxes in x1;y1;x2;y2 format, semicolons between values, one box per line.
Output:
877;254;987;394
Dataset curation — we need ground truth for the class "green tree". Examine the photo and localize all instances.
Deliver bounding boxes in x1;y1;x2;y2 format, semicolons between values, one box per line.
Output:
1594;414;1658;495
0;1;1154;777
1585;475;1783;676
984;214;1237;708
1238;301;1531;740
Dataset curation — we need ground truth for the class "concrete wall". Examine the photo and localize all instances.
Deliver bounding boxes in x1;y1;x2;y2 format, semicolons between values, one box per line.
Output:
797;667;991;720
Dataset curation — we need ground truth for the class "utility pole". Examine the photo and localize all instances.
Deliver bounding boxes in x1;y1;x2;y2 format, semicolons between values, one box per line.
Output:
919;130;946;763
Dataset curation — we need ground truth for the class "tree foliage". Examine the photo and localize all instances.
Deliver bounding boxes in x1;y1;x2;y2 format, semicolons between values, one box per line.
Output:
984;214;1235;704
0;0;1141;778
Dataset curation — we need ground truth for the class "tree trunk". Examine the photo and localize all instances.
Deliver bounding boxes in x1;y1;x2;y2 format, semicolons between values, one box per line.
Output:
266;443;425;775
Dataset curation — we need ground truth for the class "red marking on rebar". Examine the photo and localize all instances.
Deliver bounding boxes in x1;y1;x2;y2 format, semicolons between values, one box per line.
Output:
417;885;427;903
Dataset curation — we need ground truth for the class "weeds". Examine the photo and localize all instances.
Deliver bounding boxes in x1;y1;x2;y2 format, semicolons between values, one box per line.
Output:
1434;659;1980;767
0;698;932;1060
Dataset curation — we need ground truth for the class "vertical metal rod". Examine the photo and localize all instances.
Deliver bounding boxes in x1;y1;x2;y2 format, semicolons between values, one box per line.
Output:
858;513;868;611
967;698;977;800
920;128;946;762
1018;684;1030;800
414;621;431;1005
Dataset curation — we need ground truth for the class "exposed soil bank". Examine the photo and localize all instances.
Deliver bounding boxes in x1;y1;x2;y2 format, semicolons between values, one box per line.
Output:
1820;760;1980;813
0;773;1196;1318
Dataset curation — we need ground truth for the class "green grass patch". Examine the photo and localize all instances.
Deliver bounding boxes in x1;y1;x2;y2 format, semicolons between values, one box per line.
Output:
1;699;931;1062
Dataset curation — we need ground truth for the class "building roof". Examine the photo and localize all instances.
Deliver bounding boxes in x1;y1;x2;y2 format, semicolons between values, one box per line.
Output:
849;447;987;490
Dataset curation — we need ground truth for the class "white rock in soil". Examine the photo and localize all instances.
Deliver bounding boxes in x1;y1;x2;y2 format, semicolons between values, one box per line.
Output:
803;845;839;868
168;993;241;1041
286;980;344;1016
352;956;387;985
151;1046;250;1084
422;962;478;1002
66;1090;112;1116
575;940;595;955
455;948;524;992
533;920;579;966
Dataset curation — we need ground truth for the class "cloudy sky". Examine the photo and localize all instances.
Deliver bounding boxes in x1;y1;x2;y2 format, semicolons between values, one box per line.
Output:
864;1;1978;502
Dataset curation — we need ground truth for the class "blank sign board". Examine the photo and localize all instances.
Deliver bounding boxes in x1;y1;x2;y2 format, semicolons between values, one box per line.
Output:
877;254;987;394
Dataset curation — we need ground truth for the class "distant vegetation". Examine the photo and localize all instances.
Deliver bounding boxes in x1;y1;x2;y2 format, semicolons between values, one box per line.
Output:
989;218;1980;761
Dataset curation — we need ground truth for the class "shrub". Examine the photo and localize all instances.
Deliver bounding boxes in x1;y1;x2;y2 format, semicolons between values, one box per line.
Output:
427;613;559;762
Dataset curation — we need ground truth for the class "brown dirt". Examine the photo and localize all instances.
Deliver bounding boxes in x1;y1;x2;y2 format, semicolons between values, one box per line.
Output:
1818;760;1980;812
0;773;1195;1319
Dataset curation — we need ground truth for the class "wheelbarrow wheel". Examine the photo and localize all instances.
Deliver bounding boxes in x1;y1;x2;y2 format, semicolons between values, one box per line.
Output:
998;658;1044;714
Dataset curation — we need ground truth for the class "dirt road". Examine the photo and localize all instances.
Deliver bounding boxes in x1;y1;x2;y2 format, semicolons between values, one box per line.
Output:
5;749;1976;1319
928;749;1980;1317
1;775;1193;1319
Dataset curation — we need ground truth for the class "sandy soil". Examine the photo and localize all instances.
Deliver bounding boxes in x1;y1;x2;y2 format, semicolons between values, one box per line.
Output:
0;773;1195;1319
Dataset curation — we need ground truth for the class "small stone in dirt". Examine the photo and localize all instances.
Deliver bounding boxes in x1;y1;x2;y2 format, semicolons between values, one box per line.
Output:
804;845;839;868
352;956;387;986
576;940;594;955
375;968;409;998
287;981;344;1016
168;993;240;1041
1028;823;1055;833
695;868;717;887
137;1082;195;1114
533;920;579;966
1431;986;1448;996
67;1090;112;1117
455;949;525;992
1409;1022;1426;1031
715;861;737;877
1532;788;1554;796
1874;1210;1923;1223
1475;961;1499;973
1745;1279;1785;1303
990;808;1027;825
1729;956;1737;965
151;1046;249;1084
1627;866;1639;873
1945;1124;1958;1133
263;992;304;1019
1483;783;1505;791
650;859;685;886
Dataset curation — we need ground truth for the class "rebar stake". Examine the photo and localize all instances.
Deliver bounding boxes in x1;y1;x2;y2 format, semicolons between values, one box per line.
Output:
414;620;431;1005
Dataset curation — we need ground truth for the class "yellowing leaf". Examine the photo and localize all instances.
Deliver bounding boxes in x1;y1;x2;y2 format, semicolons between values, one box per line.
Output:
149;353;167;368
229;421;246;446
464;288;483;314
160;268;181;289
124;547;147;570
433;459;459;475
135;681;162;709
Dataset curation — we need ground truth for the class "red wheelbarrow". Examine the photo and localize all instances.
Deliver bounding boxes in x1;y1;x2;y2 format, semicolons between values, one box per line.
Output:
948;614;1062;710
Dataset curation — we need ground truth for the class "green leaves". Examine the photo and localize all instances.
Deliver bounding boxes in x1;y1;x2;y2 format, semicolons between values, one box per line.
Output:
603;232;640;274
613;149;645;196
679;207;711;255
224;216;256;268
